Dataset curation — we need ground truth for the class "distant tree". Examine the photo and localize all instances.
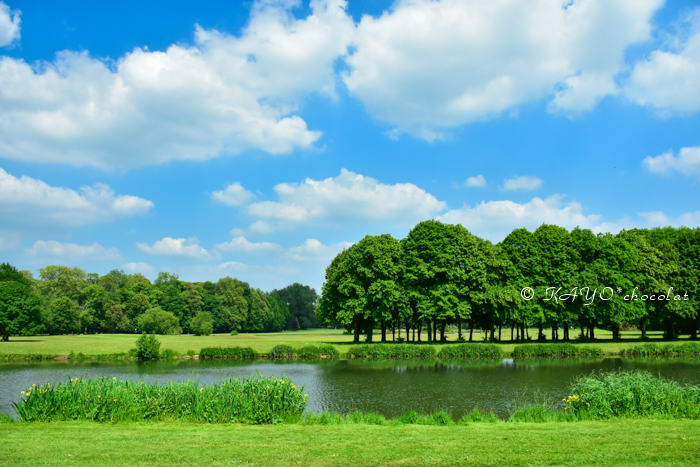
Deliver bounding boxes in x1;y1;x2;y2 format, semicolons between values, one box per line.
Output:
190;311;214;336
49;296;80;334
273;283;319;330
0;263;42;341
266;293;290;331
104;303;131;333
137;307;182;335
218;277;249;332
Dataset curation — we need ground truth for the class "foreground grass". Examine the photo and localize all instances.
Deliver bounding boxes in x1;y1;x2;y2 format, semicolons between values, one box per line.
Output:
1;420;699;466
0;328;693;359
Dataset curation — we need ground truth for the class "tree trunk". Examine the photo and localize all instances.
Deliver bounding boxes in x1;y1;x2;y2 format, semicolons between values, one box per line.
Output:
589;324;595;340
381;322;387;342
498;325;502;341
516;324;520;340
353;317;361;343
417;322;422;342
433;318;437;342
564;322;569;341
393;325;397;341
664;318;675;340
440;321;446;342
458;318;462;340
365;318;373;343
490;326;495;341
611;322;620;340
525;325;529;340
690;316;698;340
511;324;514;341
538;323;544;341
1;333;8;342
469;320;474;342
426;319;432;342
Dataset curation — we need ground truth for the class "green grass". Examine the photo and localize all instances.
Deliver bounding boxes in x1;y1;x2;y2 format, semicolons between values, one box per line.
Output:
13;374;307;424
1;420;700;466
512;343;604;357
1;328;696;360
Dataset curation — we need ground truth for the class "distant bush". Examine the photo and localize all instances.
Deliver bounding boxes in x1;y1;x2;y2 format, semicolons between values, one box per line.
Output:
134;332;161;359
199;346;257;359
230;330;239;336
294;344;339;359
439;344;503;359
346;344;437;359
269;345;294;358
512;343;603;358
160;349;180;359
621;342;700;357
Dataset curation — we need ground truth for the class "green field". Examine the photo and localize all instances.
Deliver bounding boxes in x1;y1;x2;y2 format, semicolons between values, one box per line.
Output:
1;420;699;466
0;328;690;358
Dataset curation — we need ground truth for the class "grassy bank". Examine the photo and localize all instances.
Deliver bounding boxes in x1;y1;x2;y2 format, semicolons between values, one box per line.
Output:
1;420;699;466
1;329;698;361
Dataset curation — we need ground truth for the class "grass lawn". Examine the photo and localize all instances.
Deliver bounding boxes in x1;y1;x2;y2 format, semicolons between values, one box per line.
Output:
0;328;691;358
1;419;699;466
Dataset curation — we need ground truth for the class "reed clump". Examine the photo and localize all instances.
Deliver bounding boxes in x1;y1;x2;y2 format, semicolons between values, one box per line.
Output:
13;373;307;424
621;342;700;357
345;344;437;359
438;343;503;359
511;343;604;358
294;344;340;359
198;346;258;359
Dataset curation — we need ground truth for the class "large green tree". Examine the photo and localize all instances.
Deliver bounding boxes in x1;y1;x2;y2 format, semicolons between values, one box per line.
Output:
0;263;42;341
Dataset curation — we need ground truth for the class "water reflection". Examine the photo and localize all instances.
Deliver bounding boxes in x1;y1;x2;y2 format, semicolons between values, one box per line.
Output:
1;357;699;420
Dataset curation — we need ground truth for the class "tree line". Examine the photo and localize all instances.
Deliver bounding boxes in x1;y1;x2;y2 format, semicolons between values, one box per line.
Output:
317;221;700;342
0;263;319;341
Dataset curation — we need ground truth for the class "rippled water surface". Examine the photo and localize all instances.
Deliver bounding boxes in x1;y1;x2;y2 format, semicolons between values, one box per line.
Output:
2;357;699;419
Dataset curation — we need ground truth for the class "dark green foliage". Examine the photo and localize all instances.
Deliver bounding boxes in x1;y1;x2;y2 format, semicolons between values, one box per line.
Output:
230;330;238;336
160;349;180;359
0;263;42;341
566;370;700;420
189;311;214;336
272;283;318;329
294;344;339;359
13;374;307;424
134;332;160;359
136;307;182;335
345;344;437;359
621;342;700;356
269;344;294;358
438;344;503;358
199;346;258;359
511;343;604;357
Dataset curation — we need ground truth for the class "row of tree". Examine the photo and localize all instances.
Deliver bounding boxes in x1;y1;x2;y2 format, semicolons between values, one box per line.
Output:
318;221;700;342
0;263;319;340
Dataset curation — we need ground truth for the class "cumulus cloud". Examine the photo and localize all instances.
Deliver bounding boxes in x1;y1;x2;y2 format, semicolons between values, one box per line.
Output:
438;195;602;241
0;167;153;228
27;240;121;260
0;0;354;169
642;146;700;177
247;168;446;227
211;182;255;206
637;210;700;228
465;175;486;187
501;175;542;191
123;262;154;274
0;2;20;47
137;237;210;258
624;9;700;114
215;236;281;253
287;238;353;261
344;0;661;138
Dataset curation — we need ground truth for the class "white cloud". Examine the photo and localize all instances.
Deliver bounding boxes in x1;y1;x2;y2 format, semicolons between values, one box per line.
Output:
123;262;154;274
642;146;700;177
0;167;153;228
0;0;354;169
637;210;700;228
215;236;282;253
247;168;446;227
624;9;700;114
211;182;255;206
0;2;20;47
27;240;121;260
287;238;353;261
438;195;602;241
344;0;661;138
465;175;486;187
137;237;210;259
501;175;543;191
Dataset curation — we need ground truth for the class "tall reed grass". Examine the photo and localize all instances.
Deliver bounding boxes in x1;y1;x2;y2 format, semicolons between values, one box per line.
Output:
621;342;700;357
438;343;503;359
198;346;258;359
345;344;437;359
512;343;604;357
13;373;307;424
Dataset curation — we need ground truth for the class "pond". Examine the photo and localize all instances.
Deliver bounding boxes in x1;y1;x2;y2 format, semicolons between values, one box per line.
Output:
2;357;700;420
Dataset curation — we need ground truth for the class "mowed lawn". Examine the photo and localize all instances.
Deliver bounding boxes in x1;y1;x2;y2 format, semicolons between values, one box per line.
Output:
1;420;699;466
0;328;689;357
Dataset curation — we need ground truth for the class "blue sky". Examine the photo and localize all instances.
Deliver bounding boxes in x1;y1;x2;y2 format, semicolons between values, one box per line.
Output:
1;0;699;293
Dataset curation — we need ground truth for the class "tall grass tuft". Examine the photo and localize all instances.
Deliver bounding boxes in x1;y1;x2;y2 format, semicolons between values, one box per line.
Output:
199;346;258;359
345;344;437;359
13;373;307;424
621;342;700;357
0;413;15;423
564;370;700;420
458;407;498;424
438;344;503;359
294;344;339;359
512;343;604;358
269;345;294;358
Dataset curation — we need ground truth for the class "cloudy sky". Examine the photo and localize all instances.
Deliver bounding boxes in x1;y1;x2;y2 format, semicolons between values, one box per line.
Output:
1;0;699;292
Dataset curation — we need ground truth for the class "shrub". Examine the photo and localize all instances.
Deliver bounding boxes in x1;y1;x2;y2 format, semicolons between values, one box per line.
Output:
199;346;257;359
438;344;503;359
269;345;294;358
13;373;307;424
137;307;182;335
190;312;213;336
295;344;339;359
134;332;161;359
512;343;604;358
230;330;239;336
621;342;700;357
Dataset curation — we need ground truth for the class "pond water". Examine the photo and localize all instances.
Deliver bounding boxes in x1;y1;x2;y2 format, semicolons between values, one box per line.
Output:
2;357;700;420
